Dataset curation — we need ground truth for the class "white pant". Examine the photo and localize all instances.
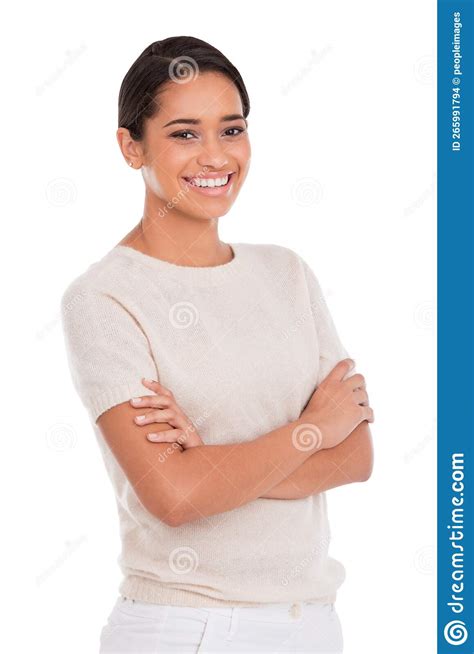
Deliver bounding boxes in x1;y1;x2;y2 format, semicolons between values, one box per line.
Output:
99;595;344;653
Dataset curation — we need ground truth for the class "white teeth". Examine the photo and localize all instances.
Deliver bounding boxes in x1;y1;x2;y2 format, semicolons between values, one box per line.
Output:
187;175;230;188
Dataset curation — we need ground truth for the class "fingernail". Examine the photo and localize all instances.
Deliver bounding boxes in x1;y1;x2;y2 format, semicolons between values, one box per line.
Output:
135;415;146;422
147;433;161;441
131;397;142;404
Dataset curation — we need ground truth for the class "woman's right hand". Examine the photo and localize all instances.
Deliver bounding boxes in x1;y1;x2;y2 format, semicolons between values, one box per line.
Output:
301;358;374;449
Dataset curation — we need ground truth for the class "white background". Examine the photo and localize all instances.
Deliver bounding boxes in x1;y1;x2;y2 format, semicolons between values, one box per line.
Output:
2;1;435;652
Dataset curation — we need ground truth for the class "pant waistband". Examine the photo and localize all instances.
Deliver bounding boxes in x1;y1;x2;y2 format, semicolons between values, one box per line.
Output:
200;599;333;622
121;595;333;623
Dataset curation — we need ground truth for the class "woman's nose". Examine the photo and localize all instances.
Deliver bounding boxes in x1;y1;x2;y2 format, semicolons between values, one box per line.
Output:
196;139;229;169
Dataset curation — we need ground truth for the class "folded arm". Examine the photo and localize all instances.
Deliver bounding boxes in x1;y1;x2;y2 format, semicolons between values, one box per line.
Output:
97;403;338;527
260;420;374;500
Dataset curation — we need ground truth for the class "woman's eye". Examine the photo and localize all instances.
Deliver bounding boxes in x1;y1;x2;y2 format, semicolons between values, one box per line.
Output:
224;127;245;137
170;131;196;140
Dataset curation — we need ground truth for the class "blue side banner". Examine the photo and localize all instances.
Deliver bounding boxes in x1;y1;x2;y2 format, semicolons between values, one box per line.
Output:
438;0;473;652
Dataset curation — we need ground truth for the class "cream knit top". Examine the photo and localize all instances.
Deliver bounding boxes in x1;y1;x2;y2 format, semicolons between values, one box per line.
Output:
60;241;350;608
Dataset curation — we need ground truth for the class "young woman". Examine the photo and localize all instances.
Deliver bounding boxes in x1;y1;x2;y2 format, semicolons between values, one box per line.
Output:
61;36;374;653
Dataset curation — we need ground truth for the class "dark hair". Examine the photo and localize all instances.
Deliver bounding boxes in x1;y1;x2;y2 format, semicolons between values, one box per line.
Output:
118;36;250;142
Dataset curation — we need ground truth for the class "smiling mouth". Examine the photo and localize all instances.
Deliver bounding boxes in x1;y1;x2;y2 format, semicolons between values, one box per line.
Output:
182;172;235;189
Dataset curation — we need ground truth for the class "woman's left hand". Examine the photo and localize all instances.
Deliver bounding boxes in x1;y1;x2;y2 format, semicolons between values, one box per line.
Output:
129;378;204;449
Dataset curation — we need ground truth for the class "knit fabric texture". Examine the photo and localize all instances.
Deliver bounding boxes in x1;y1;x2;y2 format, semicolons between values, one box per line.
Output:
60;241;351;608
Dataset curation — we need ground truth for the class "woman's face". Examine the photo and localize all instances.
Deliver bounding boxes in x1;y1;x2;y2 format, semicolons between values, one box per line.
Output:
138;71;251;221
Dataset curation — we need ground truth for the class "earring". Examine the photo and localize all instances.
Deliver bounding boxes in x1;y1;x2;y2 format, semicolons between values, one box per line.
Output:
128;161;134;167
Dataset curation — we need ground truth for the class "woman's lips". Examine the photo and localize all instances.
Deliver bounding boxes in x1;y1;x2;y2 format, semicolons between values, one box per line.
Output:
181;172;235;196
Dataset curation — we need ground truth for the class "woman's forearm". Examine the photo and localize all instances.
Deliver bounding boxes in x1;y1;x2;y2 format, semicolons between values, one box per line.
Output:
159;414;340;526
260;421;374;500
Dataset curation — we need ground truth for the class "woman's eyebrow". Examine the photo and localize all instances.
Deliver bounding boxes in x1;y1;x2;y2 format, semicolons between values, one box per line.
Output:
163;114;247;128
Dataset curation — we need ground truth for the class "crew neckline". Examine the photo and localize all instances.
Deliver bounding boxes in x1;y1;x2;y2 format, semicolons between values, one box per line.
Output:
110;242;246;287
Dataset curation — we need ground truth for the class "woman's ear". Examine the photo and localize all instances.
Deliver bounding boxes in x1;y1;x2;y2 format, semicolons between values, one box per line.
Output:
116;126;143;169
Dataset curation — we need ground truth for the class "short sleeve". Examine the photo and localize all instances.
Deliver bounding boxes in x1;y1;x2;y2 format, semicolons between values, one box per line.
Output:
60;285;159;423
299;256;355;385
